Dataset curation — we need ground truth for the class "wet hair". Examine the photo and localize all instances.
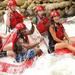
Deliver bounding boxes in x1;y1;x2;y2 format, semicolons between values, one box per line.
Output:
13;41;23;55
13;31;28;55
50;17;55;25
17;31;28;43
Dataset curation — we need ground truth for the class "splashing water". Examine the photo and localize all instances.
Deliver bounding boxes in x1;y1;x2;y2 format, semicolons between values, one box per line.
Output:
22;54;75;75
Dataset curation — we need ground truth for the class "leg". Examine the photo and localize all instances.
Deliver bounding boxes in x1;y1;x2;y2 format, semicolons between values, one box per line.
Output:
3;42;13;51
69;37;75;44
55;42;75;52
7;51;16;57
0;50;15;58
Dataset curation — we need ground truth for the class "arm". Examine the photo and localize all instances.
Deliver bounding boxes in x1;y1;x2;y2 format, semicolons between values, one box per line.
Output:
0;30;15;39
21;42;39;49
19;37;43;49
64;31;69;40
49;25;63;43
63;31;70;43
26;24;35;35
0;33;8;39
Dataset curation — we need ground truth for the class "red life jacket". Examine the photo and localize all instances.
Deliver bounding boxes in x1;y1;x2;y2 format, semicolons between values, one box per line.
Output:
10;11;24;29
37;17;49;33
55;23;64;40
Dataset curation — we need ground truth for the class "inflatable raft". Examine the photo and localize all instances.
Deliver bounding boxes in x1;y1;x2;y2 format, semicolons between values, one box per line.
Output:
55;37;75;55
0;37;75;75
0;57;34;75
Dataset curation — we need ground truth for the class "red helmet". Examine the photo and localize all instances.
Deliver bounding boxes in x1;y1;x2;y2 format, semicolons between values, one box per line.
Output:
35;6;45;11
50;10;60;18
15;23;26;30
7;0;16;7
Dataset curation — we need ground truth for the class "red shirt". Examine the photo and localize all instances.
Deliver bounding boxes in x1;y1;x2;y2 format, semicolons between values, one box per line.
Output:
37;17;50;33
55;23;64;40
10;11;24;29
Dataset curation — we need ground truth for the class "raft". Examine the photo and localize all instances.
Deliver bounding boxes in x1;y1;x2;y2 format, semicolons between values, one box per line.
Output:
0;57;34;75
55;37;75;55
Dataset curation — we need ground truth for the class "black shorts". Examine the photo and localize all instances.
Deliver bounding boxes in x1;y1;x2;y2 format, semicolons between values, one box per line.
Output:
48;44;55;53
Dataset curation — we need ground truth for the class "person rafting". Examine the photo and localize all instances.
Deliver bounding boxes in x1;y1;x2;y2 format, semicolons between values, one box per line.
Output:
32;5;50;51
0;23;43;62
48;10;75;53
6;0;25;32
13;23;43;62
33;5;50;34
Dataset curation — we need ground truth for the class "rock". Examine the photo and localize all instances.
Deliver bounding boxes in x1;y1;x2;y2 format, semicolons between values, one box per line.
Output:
0;0;8;8
44;1;71;10
0;0;75;18
20;0;34;9
65;5;75;17
20;1;28;9
16;0;25;6
27;2;36;9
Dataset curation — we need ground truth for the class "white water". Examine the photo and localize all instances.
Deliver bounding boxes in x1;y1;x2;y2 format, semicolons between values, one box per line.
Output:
22;54;75;75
